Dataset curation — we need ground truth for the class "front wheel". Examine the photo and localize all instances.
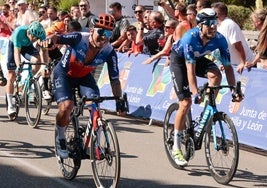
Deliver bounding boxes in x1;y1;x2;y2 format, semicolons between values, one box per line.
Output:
163;103;192;169
205;112;239;185
90;119;121;188
25;78;42;128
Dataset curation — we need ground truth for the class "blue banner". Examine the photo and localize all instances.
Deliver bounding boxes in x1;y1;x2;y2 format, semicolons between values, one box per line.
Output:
98;53;267;150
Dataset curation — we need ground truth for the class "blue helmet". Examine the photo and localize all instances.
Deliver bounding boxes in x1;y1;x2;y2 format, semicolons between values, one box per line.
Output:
28;21;46;41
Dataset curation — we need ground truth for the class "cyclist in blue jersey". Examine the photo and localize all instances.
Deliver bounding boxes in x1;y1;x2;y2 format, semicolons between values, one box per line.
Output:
6;21;46;119
44;14;126;159
169;8;242;166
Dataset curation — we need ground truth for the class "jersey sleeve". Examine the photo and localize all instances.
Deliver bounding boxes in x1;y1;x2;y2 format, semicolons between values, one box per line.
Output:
57;32;82;47
106;49;120;81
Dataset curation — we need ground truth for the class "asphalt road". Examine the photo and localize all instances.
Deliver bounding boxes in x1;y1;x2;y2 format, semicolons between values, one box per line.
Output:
0;98;266;188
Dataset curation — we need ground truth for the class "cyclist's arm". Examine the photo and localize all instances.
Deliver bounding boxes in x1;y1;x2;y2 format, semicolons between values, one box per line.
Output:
45;32;82;47
224;65;236;87
186;62;198;95
14;47;21;68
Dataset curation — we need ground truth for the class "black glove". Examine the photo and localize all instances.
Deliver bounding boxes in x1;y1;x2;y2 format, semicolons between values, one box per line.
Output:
116;99;127;113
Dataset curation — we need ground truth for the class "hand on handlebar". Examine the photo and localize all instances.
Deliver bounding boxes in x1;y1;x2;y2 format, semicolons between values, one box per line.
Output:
232;81;244;102
192;93;203;104
116;93;129;116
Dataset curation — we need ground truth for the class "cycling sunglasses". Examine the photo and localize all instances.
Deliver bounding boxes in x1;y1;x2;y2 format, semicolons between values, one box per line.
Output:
94;28;113;38
203;19;218;26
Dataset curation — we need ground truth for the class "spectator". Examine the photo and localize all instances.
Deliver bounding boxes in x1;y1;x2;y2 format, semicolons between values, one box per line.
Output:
136;10;164;55
38;5;50;29
186;4;197;28
132;5;145;28
196;0;211;12
15;0;35;26
108;2;130;49
246;10;267;69
8;0;16;9
78;0;94;30
9;6;18;21
47;6;58;25
173;2;192;42
212;2;254;74
143;10;152;33
142;19;177;65
70;5;80;22
251;8;267;31
27;2;38;20
0;4;16;37
121;25;143;56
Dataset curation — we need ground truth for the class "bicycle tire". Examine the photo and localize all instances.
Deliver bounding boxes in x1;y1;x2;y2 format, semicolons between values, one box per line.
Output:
54;116;81;180
204;112;239;185
90;119;121;188
25;78;42;128
163;103;191;169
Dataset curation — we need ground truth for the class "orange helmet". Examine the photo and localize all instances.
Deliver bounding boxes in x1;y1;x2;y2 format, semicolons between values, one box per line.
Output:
92;13;115;31
46;21;66;36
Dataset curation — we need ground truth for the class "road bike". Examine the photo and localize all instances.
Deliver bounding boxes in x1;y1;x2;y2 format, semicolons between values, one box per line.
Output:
54;90;128;188
163;81;243;184
40;59;57;115
6;61;44;128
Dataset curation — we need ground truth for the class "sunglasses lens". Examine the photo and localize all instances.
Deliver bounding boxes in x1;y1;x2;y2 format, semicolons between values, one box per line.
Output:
97;29;112;38
204;19;218;26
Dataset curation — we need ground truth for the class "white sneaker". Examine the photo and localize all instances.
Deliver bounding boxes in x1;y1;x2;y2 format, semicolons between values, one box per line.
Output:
8;106;16;116
43;90;52;100
56;136;69;159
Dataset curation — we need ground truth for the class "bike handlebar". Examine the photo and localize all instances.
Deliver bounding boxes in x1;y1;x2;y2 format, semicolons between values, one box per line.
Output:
78;92;129;112
198;81;244;102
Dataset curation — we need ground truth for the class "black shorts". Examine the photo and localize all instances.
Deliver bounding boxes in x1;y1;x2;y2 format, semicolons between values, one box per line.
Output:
7;41;39;70
169;49;219;100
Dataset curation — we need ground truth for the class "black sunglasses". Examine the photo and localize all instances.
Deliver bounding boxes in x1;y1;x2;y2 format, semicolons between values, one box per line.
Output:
134;10;143;14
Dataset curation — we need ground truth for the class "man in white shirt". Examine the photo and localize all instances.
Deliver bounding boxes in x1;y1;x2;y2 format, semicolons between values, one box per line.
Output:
212;2;254;74
16;0;35;26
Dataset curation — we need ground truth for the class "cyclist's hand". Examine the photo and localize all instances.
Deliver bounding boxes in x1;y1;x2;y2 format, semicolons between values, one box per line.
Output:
15;66;22;75
116;99;127;116
232;92;244;102
192;93;203;104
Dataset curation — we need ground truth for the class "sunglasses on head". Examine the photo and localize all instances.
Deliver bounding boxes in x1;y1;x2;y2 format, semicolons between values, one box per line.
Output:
94;28;113;38
203;19;218;26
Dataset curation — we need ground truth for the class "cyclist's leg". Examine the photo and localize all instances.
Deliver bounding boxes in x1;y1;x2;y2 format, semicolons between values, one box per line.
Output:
6;41;17;116
21;44;41;74
169;50;191;166
79;73;100;98
53;67;74;158
196;57;222;96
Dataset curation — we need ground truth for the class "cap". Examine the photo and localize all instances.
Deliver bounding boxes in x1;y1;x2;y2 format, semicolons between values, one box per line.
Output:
17;0;27;5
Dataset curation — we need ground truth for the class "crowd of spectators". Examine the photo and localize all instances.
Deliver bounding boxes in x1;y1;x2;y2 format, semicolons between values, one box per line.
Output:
0;0;266;70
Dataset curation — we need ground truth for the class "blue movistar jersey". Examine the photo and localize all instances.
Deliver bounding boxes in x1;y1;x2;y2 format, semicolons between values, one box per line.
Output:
55;32;119;80
172;27;231;66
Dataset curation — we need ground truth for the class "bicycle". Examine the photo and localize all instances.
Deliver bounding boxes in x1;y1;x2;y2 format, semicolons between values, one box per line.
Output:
163;81;243;185
40;59;58;115
54;90;128;188
6;61;44;128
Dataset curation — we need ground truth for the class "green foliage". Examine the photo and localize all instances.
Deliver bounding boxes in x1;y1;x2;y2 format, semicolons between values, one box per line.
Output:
228;5;252;30
58;0;79;12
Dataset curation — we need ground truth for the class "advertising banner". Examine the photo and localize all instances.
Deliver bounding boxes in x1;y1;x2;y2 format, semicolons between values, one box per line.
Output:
98;53;267;150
